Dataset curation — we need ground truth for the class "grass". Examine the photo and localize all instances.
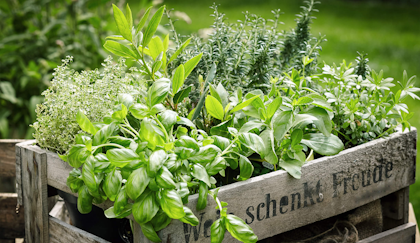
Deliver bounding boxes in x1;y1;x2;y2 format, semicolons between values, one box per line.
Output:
158;0;420;218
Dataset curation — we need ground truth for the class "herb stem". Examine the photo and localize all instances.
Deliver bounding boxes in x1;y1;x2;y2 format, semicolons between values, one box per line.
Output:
154;115;170;142
123;118;140;137
120;126;137;138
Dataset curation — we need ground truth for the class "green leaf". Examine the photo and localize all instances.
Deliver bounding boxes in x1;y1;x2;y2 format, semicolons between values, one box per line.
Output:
82;156;102;198
151;210;172;231
140;222;161;243
66;169;83;193
140;118;166;150
106;148;140;168
175;136;200;151
225;214;258;243
172;64;185;95
238;155;253;180
112;104;128;121
76;111;98;135
160;189;186;219
238;133;265;156
148;78;170;108
114;186;128;214
211;218;226;243
133;189;159;224
206;95;225;120
136;6;152;33
266;97;282;119
173;86;192;104
77;185;93;214
301;133;344;156
179;206;199;226
272;110;293;141
156;166;177;189
147;150;168;177
188;145;221;164
192;163;211;187
279;158;305;179
105;35;125;41
230;95;260;114
142;5;165;47
104;204;132;219
93;123;117;146
149;36;164;60
211;136;230;150
103;169;122;201
205;157;226;176
104;40;138;59
196;181;208;211
301;107;332;137
306;94;333;111
125;4;133;30
295;96;313;106
239;120;266;133
130;103;150;119
168;37;192;64
291;129;303;147
126;167;150;200
68;145;90;168
184;53;203;79
259;129;278;165
158;110;179;132
112;4;132;41
192;63;217;121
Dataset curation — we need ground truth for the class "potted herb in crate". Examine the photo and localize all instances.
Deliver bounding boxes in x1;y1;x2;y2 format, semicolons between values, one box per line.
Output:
18;1;418;243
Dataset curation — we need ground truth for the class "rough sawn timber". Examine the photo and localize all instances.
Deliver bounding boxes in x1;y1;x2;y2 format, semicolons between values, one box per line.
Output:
137;129;416;243
0;139;26;177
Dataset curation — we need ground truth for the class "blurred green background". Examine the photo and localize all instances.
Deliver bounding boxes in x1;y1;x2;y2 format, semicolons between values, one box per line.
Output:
1;0;419;219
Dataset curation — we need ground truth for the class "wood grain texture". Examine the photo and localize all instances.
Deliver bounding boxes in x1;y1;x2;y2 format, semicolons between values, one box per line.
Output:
49;216;110;243
0;139;26;177
16;140;34;206
408;203;420;243
0;193;25;239
358;222;416;243
21;146;49;243
138;129;417;243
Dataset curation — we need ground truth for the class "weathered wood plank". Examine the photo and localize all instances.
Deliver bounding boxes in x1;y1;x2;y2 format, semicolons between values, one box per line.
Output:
0;193;25;239
137;129;417;243
408;203;420;243
22;146;49;243
358;222;416;243
49;216;110;243
16;140;34;206
0;139;26;177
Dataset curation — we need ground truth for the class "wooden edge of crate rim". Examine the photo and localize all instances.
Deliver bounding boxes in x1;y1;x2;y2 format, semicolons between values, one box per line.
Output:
358;222;416;243
16;129;417;243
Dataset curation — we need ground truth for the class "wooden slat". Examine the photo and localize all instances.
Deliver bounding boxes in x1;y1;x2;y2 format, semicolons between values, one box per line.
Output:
49;216;110;243
137;129;416;243
0;193;25;239
16;141;33;206
0;139;26;177
21;147;49;243
408;203;420;243
358;222;416;243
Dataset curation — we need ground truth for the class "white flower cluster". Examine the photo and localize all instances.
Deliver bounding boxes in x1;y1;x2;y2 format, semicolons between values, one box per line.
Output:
32;56;144;153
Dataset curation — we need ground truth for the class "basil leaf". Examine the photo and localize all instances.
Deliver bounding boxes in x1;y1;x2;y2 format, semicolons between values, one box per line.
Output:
68;144;90;168
150;104;166;115
140;222;161;243
114;185;128;214
175;136;200;151
112;104;128;121
237;155;253;180
151;210;172;231
179;206;199;226
139;118;166;150
178;182;190;204
225;214;258;243
142;5;165;47
75;134;92;145
159;189;185;219
126;167;150;200
129;103;150;119
106;148;140;168
238;133;266;156
192;163;211;187
196;181;208;211
148;78;170;108
82;156;101;198
76;110;98;135
239;120;266;133
205;157;226;176
211;136;230;150
133;189;159;224
66;168;83;193
206;95;225;120
112;4;132;41
156;166;177;189
301;107;332;137
93;123;117;146
279;158;305;179
109;137;133;147
173;86;192;104
301;133;344;156
77;185;93;214
158;110;179;132
103;169;122;201
211;218;226;243
147;150;168;177
104;204;132;219
188;145;221;164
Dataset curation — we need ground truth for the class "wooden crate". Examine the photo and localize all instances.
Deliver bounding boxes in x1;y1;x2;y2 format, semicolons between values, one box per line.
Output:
15;129;418;243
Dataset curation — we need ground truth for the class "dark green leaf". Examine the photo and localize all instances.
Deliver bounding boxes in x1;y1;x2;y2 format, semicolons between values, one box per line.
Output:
301;107;332;137
211;218;226;243
175;136;200;151
82;156;101;198
192;63;217;121
279;158;305;179
126;167;150;200
196;181;208;211
147;150;168;177
133;189;159;224
148;78;170;108
301;133;344;156
238;133;265;156
291;129;303;147
160;189;185;219
66;168;83;193
211;136;230;150
77;185;93;214
259;129;278;165
173;86;192;104
103;169;122;201
188;145;221;164
156;166;177;189
205;157;226;176
93;123;117;146
151;210;172;231
142;5;165;47
106;148;140;168
140;222;161;243
179;206;199;226
192;163;211;187
114;186;128;214
104;204;132;219
68;145;90;168
238;155;253;180
239;120;266;133
225;214;258;243
158;110;179;132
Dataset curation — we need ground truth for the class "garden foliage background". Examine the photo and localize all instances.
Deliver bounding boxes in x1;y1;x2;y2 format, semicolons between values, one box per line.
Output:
1;0;420;219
